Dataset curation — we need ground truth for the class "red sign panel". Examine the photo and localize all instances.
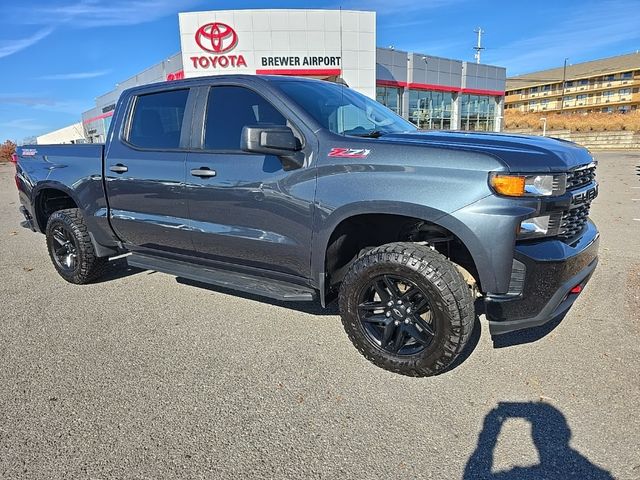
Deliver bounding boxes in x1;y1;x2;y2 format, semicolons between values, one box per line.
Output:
166;70;184;81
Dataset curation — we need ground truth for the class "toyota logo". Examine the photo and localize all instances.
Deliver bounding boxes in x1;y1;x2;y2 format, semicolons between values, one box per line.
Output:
195;22;238;54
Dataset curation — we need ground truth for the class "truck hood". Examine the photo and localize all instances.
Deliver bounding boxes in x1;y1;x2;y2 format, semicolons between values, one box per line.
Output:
379;130;594;172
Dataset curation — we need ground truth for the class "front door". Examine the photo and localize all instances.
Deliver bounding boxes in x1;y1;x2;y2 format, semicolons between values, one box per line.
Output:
105;87;193;254
185;85;316;278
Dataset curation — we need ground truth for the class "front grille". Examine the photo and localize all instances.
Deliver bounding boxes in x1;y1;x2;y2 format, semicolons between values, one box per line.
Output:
566;165;596;190
552;163;596;242
557;204;591;240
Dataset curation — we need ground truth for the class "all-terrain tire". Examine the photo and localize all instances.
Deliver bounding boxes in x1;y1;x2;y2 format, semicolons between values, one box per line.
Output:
45;208;108;284
339;242;475;377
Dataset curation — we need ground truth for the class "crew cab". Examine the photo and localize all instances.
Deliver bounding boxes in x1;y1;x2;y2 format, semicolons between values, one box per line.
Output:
14;75;599;376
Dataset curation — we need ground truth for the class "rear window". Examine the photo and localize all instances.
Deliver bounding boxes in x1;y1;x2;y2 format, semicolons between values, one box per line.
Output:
128;89;189;149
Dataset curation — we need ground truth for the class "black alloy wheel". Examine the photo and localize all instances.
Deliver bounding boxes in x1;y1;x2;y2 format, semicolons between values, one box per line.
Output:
48;224;79;272
45;208;107;284
357;275;435;356
339;242;475;377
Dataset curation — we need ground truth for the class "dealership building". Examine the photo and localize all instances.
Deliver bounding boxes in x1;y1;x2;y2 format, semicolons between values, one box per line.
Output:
78;9;506;144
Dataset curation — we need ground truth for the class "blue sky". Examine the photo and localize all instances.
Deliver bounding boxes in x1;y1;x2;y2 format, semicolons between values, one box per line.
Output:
1;0;639;142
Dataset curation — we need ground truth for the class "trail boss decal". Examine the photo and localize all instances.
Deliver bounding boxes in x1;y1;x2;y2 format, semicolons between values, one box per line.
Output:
328;148;371;159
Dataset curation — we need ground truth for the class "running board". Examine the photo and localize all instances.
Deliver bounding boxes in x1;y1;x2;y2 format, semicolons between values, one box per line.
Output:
127;253;316;302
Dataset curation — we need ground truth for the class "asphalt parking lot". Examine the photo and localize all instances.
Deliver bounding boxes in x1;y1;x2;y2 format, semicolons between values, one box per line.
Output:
1;151;639;479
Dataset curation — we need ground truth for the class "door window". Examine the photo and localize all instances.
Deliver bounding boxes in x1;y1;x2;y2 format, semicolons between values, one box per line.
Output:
204;86;286;150
128;89;189;149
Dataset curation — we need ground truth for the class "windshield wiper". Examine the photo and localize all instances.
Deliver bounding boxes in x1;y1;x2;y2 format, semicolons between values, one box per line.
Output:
348;130;386;138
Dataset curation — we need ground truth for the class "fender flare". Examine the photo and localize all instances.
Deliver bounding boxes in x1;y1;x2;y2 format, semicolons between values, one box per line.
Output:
31;182;118;257
31;181;84;231
311;201;497;304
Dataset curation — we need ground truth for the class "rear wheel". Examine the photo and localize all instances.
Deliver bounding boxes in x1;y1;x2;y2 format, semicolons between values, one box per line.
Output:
46;208;107;284
339;242;474;376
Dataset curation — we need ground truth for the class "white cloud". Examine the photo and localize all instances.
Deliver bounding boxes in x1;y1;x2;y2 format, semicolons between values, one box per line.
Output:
0;0;202;59
32;100;94;115
337;0;465;15
21;0;203;27
0;118;48;131
39;70;111;80
0;95;57;106
0;27;54;59
486;0;640;75
0;95;91;115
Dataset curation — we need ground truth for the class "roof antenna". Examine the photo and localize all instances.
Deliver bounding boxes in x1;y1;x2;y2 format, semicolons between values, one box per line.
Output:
473;27;484;64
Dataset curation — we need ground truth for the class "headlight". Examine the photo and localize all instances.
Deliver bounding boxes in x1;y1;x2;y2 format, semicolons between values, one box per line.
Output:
490;173;566;197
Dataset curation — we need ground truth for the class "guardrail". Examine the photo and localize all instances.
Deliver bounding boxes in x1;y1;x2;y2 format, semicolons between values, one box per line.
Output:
504;129;640;150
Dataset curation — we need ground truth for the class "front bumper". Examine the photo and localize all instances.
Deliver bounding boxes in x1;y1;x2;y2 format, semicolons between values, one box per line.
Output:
485;220;599;335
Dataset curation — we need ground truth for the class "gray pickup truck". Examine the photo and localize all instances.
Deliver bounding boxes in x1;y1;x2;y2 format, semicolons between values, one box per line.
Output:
14;75;599;376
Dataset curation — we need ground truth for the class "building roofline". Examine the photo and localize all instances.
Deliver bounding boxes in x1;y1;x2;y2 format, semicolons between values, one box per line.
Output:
506;51;640;91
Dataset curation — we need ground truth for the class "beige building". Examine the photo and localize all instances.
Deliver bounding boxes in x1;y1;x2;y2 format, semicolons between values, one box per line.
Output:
36;122;85;144
505;52;640;114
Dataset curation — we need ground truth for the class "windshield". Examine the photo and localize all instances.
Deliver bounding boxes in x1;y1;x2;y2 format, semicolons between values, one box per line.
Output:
277;80;417;137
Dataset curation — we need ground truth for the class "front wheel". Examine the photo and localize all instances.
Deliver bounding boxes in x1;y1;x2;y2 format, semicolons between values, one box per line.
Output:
338;242;475;377
46;208;107;284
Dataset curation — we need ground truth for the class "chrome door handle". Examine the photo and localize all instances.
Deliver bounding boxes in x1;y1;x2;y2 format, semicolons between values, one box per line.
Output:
109;164;128;173
191;167;217;178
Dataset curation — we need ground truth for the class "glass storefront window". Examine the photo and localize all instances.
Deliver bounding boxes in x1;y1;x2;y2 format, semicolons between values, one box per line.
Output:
376;86;401;115
461;94;496;132
104;115;113;136
408;90;452;130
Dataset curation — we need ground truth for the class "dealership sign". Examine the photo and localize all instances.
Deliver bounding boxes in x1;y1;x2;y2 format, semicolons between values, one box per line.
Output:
187;22;338;72
195;23;238;53
190;22;248;70
260;56;341;67
178;9;376;98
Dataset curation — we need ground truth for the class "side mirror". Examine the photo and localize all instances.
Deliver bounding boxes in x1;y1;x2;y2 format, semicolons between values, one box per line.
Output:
241;125;304;170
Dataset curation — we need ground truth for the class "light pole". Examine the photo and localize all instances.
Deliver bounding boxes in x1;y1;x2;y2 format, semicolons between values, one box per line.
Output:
560;58;568;113
540;117;547;136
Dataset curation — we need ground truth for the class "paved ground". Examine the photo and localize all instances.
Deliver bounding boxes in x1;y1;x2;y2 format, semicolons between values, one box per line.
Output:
0;151;639;479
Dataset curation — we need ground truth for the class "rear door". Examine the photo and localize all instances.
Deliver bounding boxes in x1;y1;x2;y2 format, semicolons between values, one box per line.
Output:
105;87;194;254
184;83;317;278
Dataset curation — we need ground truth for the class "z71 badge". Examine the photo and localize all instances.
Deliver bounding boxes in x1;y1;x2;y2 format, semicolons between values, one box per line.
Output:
328;148;371;158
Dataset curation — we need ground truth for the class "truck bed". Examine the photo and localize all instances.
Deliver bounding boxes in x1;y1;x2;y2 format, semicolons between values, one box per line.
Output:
16;143;107;235
17;143;104;176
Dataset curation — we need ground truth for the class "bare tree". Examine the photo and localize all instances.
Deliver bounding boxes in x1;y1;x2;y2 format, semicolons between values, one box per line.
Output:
0;140;17;163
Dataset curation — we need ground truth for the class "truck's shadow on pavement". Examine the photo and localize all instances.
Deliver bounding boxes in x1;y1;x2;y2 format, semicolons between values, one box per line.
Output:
100;269;485;370
491;312;567;349
179;276;485;373
97;260;146;282
175;277;339;316
96;266;559;374
464;402;614;480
